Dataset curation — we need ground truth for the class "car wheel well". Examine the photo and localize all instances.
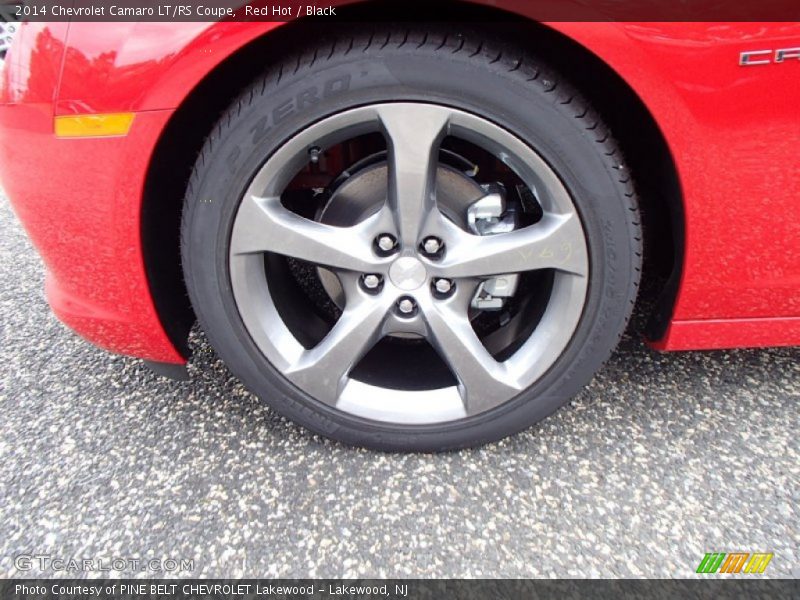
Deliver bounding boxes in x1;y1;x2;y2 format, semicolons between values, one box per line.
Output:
141;3;683;358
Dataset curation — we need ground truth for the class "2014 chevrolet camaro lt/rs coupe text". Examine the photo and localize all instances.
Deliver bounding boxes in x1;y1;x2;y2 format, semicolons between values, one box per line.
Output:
1;7;798;450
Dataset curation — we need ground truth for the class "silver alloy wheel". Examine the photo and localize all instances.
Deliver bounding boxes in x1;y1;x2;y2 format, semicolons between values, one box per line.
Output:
229;103;588;424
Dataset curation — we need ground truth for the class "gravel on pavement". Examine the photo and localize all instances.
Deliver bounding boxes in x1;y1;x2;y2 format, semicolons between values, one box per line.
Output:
0;191;797;578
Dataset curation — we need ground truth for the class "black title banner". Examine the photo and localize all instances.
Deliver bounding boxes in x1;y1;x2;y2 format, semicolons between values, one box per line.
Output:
3;0;800;22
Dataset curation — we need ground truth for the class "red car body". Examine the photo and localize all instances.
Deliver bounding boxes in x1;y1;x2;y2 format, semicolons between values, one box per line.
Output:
1;12;799;366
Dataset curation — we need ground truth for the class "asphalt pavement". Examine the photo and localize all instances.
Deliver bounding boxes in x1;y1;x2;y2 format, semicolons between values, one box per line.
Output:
0;190;798;578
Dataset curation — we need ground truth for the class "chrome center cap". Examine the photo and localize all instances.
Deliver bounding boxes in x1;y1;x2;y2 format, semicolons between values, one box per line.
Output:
389;256;427;291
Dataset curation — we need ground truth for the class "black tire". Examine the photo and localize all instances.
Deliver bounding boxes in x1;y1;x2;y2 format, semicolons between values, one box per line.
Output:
181;28;642;451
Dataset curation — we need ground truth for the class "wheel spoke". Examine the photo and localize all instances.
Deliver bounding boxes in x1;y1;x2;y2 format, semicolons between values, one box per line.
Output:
377;104;451;248
231;195;382;272
284;296;391;405
422;302;522;414
434;212;588;278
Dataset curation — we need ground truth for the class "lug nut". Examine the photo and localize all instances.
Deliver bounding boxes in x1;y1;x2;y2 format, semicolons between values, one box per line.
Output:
362;274;381;289
421;236;444;257
308;146;322;164
360;274;383;293
433;278;454;296
396;297;417;316
375;234;397;254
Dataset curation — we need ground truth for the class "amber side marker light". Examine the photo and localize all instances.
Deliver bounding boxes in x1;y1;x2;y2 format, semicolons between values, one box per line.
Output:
54;113;135;138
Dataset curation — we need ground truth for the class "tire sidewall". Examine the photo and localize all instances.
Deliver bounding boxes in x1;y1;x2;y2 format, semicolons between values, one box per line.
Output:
182;43;638;451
